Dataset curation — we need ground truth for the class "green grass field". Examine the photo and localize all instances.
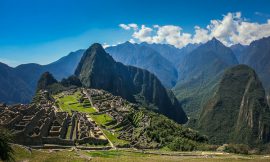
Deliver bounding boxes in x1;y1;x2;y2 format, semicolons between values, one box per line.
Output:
55;91;96;114
8;145;270;162
90;113;113;125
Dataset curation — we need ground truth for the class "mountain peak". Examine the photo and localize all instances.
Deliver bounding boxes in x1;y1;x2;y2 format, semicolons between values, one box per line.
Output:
211;37;218;41
207;37;224;46
36;72;58;91
88;43;105;53
123;41;133;45
83;43;110;61
75;43;115;77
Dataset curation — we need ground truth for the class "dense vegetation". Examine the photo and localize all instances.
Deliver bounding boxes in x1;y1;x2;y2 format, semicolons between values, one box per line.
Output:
196;65;270;146
133;110;208;150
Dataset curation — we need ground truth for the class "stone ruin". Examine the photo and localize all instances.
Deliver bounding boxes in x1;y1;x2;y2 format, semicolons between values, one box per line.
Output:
0;90;108;146
86;89;150;145
1;88;152;148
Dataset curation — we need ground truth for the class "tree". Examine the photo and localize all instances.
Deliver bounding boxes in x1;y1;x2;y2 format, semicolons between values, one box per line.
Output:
0;127;14;161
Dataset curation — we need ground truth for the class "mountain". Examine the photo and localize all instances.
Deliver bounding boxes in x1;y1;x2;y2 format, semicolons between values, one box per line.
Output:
142;42;200;66
36;72;58;91
239;36;270;104
0;62;32;104
173;38;238;117
196;65;270;145
75;43;188;124
44;49;85;80
106;42;178;88
0;49;84;104
230;43;247;62
15;49;84;87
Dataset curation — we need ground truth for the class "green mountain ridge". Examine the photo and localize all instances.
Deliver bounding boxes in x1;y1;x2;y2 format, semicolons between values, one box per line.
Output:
196;65;270;145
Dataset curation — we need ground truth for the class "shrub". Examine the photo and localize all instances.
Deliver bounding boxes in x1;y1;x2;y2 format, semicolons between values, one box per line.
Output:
217;144;250;154
168;138;197;151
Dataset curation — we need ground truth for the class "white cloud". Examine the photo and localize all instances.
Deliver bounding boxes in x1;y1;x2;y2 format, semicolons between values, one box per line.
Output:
119;24;130;30
119;12;270;48
129;39;136;44
119;23;138;30
132;25;153;42
102;43;111;48
128;23;138;30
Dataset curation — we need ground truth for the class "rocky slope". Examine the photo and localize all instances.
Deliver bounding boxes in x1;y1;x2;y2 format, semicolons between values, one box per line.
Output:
197;65;270;145
75;43;187;124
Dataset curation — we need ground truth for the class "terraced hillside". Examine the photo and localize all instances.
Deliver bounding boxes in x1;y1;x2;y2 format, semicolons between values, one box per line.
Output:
54;88;208;149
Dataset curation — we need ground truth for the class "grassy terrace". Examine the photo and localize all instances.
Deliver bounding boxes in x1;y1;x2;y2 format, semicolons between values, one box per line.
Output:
102;129;129;146
55;91;96;114
53;90;129;146
9;145;270;162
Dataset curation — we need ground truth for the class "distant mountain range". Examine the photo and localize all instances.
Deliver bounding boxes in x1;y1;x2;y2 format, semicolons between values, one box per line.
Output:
106;42;178;88
106;42;200;88
173;38;238;117
0;49;84;103
239;37;270;103
1;36;270;119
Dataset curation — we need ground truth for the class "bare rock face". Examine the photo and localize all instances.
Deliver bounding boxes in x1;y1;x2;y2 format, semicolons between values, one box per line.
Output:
75;43;188;124
197;65;270;145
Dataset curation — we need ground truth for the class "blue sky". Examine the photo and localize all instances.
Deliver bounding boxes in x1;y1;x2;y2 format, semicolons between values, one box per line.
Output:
0;0;270;66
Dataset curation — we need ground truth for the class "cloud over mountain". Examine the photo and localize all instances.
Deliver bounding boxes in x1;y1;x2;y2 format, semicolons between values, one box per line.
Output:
120;12;270;48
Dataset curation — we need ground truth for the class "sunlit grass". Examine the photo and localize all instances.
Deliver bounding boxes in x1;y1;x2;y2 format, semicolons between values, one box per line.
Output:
10;144;270;162
90;113;113;126
102;129;129;146
55;92;96;115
